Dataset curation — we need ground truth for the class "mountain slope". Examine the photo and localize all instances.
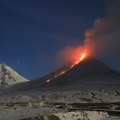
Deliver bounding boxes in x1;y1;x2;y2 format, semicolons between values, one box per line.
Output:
48;57;120;84
0;64;28;88
3;57;120;92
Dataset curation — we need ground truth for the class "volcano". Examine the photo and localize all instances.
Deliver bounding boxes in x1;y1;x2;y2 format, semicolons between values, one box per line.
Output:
0;57;120;104
1;57;120;92
9;56;118;92
34;57;120;90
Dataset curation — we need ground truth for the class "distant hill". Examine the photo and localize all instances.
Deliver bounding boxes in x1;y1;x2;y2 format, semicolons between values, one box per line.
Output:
0;64;28;88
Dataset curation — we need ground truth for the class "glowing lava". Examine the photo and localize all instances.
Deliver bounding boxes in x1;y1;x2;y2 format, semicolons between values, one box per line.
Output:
46;52;87;83
80;53;86;61
75;53;86;64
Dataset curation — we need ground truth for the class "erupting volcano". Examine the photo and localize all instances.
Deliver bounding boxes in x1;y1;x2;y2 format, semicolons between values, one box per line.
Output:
39;56;120;91
46;51;88;83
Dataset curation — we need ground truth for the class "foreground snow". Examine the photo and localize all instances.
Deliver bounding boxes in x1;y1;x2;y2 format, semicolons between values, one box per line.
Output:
0;101;119;120
0;88;120;120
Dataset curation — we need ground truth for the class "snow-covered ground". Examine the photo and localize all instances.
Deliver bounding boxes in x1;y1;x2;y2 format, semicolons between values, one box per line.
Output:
0;87;120;103
0;88;120;120
0;101;119;120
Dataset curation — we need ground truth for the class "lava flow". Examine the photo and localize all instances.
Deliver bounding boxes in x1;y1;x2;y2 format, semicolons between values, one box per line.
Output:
46;52;87;83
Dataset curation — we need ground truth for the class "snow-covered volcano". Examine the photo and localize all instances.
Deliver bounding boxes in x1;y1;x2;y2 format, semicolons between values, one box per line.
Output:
0;64;28;88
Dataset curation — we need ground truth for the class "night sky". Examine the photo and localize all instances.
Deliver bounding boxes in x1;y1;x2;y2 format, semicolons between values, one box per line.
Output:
0;0;120;80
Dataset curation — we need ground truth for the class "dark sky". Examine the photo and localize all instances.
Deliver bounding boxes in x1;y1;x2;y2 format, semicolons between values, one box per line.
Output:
0;0;119;80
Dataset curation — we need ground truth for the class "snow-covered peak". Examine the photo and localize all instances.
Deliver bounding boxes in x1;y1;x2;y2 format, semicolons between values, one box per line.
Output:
0;64;28;88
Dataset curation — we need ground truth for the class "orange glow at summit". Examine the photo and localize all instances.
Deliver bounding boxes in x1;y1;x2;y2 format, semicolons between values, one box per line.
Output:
74;53;87;64
72;48;89;65
46;50;88;83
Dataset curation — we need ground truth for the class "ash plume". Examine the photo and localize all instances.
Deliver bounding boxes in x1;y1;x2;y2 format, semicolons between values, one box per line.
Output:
85;0;120;60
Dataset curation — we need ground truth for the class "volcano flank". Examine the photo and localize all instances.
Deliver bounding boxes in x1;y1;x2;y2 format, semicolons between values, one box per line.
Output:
1;57;120;93
36;57;120;90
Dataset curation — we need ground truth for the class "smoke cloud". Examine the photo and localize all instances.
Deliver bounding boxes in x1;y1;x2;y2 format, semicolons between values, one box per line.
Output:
85;0;120;59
